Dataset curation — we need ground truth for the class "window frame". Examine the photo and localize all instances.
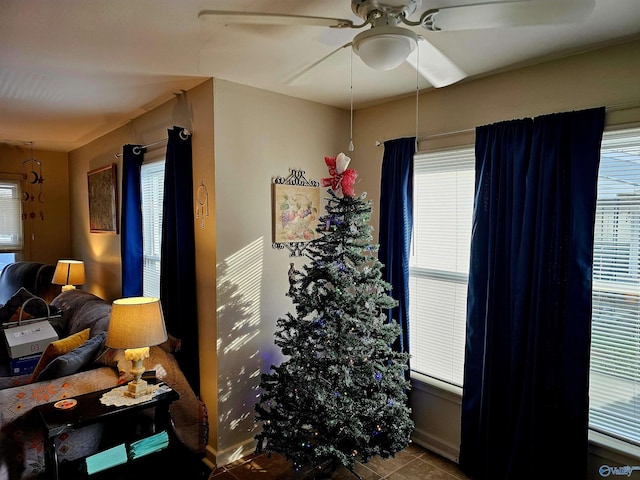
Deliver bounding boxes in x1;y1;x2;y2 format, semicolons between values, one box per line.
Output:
140;158;165;298
0;177;24;256
409;146;475;388
408;127;640;452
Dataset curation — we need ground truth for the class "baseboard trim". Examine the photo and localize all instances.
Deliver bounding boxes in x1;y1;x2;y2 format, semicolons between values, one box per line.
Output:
205;438;257;468
411;428;460;464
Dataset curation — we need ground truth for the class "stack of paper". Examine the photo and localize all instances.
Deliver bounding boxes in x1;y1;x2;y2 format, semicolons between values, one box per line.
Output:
128;430;169;460
85;443;128;475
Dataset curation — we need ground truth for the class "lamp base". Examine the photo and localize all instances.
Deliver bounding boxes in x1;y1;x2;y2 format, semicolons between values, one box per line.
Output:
123;347;151;398
61;285;76;292
124;378;151;398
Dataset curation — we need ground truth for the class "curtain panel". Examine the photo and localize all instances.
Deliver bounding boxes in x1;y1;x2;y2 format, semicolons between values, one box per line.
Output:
121;144;144;298
160;126;200;395
378;137;415;355
460;107;606;479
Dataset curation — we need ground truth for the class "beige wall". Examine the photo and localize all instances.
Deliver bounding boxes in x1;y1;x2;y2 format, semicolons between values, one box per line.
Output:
67;80;213;302
354;38;640;235
44;36;640;475
0;145;70;264
352;38;640;476
67;79;218;464
211;79;350;465
64;76;350;468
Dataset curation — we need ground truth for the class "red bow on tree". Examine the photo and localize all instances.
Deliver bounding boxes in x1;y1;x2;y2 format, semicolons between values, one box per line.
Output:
322;153;358;197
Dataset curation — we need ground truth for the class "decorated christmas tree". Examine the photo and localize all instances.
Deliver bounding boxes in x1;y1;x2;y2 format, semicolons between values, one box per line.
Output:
255;153;414;477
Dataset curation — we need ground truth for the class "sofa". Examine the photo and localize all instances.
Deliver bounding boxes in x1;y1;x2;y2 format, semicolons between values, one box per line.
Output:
0;262;60;305
0;277;208;479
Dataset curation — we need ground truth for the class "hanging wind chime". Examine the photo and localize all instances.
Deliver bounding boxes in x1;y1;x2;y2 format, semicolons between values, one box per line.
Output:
21;142;44;220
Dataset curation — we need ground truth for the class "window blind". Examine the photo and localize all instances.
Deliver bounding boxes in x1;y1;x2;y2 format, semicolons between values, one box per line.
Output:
589;127;640;446
409;147;475;387
0;180;23;252
141;161;165;298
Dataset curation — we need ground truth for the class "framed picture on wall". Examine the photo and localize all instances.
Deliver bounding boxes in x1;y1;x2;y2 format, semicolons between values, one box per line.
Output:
273;183;320;244
87;163;118;233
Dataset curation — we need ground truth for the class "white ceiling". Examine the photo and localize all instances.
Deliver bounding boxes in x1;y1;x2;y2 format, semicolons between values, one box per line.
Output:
1;0;639;152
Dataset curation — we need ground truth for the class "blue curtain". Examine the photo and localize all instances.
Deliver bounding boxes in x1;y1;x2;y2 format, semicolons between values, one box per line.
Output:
160;126;200;394
459;107;605;479
121;144;144;298
378;137;415;354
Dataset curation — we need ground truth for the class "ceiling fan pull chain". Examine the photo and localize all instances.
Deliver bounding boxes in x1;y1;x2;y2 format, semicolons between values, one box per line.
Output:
349;47;355;152
415;40;419;152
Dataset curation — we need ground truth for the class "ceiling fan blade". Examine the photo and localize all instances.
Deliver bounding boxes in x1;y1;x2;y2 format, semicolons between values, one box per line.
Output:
285;43;353;85
424;0;595;31
197;10;355;29
406;38;467;88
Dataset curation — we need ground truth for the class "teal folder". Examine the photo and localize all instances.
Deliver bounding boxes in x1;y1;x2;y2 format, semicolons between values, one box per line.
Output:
85;443;128;475
128;430;169;460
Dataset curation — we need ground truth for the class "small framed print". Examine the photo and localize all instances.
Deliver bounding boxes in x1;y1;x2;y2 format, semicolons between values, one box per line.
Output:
273;183;320;243
272;169;320;257
87;164;118;233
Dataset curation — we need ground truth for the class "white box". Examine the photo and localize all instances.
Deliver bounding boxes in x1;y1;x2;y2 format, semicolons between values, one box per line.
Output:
3;321;58;359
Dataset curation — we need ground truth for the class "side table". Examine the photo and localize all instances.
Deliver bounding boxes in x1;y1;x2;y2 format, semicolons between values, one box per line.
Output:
35;383;179;480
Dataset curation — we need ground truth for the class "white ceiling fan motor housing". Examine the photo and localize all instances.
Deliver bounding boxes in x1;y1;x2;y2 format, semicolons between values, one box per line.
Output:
353;26;418;70
351;0;422;22
351;0;421;71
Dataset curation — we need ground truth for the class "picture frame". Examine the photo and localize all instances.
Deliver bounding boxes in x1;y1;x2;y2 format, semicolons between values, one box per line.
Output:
87;163;118;233
272;169;320;257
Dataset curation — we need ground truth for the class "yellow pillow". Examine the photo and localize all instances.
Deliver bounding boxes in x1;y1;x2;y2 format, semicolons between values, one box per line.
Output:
29;328;90;382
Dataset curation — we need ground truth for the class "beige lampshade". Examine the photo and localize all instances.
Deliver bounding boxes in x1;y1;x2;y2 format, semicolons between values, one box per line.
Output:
106;297;168;349
52;260;86;286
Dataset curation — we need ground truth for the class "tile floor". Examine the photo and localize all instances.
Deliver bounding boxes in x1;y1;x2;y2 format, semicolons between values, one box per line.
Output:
208;443;471;480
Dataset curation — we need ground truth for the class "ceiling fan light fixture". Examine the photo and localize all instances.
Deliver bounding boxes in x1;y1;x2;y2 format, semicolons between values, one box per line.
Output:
353;26;418;71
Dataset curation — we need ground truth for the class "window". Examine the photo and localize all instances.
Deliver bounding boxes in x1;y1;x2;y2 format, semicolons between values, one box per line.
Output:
409;128;640;446
589;127;640;446
0;179;23;270
409;147;475;387
141;161;165;298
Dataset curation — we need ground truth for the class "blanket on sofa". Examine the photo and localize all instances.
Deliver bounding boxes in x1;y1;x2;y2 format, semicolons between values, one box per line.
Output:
0;289;208;480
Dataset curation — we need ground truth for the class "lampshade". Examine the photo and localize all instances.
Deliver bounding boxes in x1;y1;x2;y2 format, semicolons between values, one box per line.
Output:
106;297;168;349
52;260;86;287
353;26;418;71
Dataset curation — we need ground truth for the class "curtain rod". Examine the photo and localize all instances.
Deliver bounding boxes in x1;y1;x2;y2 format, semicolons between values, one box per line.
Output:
376;128;474;147
375;102;640;147
114;128;190;158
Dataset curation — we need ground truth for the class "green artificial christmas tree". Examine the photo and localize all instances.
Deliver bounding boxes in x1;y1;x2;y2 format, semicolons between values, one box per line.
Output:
255;154;414;477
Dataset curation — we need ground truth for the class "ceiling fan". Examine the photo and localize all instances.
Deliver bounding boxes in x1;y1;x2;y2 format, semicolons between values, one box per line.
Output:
198;0;596;88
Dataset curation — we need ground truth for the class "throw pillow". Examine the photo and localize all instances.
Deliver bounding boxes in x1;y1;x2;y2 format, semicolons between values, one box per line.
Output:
29;328;90;382
34;331;106;382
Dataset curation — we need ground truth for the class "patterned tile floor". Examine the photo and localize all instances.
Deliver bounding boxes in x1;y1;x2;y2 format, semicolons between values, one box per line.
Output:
208;443;471;480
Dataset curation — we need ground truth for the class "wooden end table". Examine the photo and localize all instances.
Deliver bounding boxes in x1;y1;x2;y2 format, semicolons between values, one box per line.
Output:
35;383;179;480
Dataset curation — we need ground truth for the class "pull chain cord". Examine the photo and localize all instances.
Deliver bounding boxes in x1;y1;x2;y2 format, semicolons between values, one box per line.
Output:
349;47;355;152
415;39;420;152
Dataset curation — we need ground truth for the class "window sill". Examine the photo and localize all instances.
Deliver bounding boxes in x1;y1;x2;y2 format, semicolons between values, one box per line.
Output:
410;372;640;465
410;371;463;402
589;431;640;463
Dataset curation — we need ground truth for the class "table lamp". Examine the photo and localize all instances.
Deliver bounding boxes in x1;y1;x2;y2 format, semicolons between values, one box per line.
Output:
52;259;86;291
106;297;168;398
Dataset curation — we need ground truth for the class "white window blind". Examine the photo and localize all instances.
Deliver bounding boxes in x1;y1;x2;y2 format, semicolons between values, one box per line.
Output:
589;127;640;446
0;179;23;252
141;161;165;298
409;147;475;387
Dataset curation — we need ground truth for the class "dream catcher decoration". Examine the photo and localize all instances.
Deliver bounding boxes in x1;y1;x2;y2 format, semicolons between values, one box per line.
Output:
22;142;44;220
195;179;209;228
